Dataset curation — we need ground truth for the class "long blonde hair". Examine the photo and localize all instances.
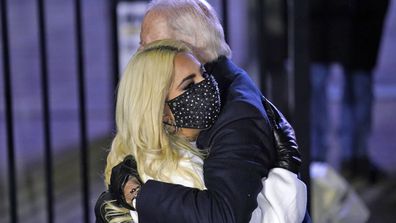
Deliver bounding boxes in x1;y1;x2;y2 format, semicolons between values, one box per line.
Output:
146;0;231;63
103;39;205;222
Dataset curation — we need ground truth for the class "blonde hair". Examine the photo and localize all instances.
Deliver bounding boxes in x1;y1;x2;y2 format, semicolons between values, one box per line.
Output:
146;0;231;63
103;39;205;222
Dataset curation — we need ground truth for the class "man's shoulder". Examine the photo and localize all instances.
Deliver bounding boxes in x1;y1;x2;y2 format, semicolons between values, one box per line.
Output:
209;57;265;114
209;56;249;84
197;94;271;149
198;57;271;142
222;69;266;120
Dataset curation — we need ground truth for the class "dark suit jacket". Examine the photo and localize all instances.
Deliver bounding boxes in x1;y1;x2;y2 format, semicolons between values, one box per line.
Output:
135;56;277;223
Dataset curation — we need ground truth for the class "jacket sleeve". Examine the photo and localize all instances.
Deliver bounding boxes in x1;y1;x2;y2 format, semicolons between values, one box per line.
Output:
136;103;276;223
252;168;307;223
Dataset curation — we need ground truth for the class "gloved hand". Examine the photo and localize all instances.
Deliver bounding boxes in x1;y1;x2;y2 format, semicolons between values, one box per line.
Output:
94;190;114;223
109;155;143;210
263;97;302;174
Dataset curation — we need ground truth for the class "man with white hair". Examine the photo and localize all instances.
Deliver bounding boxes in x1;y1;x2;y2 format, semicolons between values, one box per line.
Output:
97;1;310;222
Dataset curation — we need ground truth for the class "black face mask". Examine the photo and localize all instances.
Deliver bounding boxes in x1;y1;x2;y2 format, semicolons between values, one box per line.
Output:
166;71;221;129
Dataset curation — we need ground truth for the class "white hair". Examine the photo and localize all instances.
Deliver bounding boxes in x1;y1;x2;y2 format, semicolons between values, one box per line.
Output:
147;0;231;62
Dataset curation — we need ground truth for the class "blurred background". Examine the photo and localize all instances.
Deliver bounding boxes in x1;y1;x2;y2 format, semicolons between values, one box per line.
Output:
0;0;395;222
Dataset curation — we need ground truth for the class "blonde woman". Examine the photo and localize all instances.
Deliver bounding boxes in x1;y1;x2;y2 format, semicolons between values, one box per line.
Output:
95;39;216;222
95;39;307;223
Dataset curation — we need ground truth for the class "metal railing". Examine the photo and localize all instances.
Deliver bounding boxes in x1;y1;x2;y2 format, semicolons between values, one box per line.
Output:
1;0;92;222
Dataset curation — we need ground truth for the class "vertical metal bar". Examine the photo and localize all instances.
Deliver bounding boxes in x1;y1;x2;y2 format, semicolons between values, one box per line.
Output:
110;0;120;92
37;0;54;222
221;0;229;43
110;0;119;128
0;0;18;222
74;0;90;222
287;0;311;210
256;0;268;95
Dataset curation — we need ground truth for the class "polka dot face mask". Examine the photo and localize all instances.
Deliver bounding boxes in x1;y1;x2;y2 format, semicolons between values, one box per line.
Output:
166;70;221;129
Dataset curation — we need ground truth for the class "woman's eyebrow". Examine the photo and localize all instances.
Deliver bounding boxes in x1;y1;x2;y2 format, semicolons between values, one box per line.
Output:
177;73;196;88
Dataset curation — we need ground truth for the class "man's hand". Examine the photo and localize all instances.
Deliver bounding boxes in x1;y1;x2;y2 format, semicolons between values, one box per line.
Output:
263;97;302;174
109;155;143;210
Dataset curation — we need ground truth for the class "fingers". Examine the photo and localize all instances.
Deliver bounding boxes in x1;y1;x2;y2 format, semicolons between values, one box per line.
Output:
95;191;114;222
263;97;279;130
123;177;142;206
266;98;285;122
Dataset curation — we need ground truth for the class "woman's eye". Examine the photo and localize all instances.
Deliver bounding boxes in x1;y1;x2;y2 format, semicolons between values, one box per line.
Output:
183;82;195;90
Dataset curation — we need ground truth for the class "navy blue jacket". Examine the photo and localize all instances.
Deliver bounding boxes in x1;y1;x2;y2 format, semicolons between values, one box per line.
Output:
136;56;277;223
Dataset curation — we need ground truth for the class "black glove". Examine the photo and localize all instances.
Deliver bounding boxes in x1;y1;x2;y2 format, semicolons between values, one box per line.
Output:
94;190;114;223
109;155;143;210
263;97;302;174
